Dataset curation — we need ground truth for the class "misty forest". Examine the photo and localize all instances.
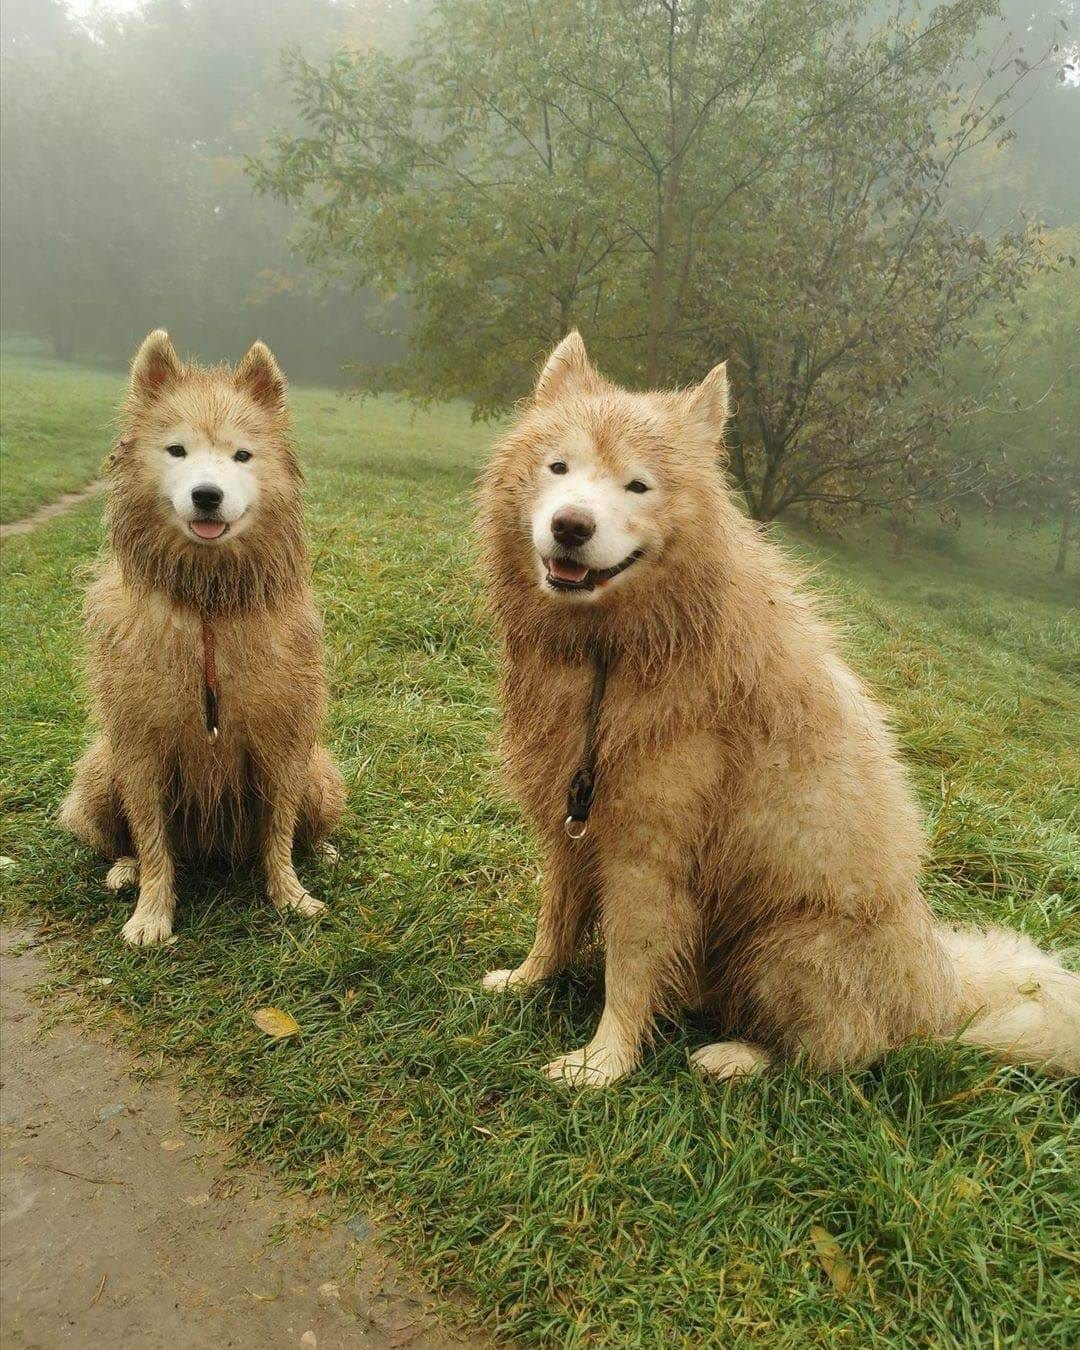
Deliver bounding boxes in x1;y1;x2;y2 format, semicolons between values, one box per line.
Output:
2;0;1078;565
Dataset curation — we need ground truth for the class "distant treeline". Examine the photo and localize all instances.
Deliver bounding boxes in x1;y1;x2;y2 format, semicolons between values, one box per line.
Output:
0;0;420;383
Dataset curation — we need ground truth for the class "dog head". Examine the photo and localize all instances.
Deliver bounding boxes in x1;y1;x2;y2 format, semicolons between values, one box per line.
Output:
111;330;300;549
108;332;307;613
482;332;733;618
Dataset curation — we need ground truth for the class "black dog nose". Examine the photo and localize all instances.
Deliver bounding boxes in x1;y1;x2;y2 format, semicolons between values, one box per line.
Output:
191;484;224;512
551;507;595;549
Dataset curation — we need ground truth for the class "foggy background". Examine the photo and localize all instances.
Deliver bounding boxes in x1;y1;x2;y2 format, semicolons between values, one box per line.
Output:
1;0;420;380
1;0;1077;562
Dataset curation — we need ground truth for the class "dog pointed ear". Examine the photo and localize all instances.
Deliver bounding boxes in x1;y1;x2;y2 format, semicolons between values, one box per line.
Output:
685;360;731;438
131;330;181;398
534;331;599;405
235;340;286;411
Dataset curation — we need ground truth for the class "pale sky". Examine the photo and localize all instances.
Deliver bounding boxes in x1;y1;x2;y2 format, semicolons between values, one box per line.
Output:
61;0;1080;84
66;0;143;15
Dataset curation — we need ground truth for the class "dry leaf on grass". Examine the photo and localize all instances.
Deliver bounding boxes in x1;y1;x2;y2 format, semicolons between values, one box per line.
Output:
251;1006;301;1040
810;1224;854;1294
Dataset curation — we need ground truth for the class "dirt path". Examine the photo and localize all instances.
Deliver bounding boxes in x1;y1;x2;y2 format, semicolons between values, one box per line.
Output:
0;479;106;539
0;927;475;1350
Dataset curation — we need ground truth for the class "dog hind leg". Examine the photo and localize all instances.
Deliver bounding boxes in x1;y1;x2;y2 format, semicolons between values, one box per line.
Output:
748;902;959;1069
105;856;139;890
295;746;345;850
59;736;127;858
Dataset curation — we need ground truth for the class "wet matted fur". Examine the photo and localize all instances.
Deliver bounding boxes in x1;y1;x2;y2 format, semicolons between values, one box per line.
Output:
477;332;1079;1086
59;331;345;945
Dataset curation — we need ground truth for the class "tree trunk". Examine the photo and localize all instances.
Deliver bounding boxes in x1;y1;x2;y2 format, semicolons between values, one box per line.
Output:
1054;495;1073;575
752;479;776;522
886;514;908;558
753;442;785;523
645;155;687;386
52;322;75;362
644;192;670;386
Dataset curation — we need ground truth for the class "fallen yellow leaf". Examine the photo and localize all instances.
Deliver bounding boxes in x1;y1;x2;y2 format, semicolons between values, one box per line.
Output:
252;1006;301;1040
810;1224;854;1294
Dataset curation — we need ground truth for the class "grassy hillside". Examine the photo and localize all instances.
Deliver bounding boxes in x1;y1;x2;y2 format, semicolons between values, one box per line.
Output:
1;352;1077;1347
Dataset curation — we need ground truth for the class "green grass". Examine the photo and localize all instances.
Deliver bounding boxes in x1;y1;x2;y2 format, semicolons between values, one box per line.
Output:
0;339;125;522
1;351;1078;1347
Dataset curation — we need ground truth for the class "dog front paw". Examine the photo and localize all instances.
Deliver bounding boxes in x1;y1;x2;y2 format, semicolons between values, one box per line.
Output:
544;1042;633;1088
281;890;327;919
121;907;174;947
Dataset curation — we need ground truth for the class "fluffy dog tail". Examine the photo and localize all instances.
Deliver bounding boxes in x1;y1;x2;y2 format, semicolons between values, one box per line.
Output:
937;925;1080;1075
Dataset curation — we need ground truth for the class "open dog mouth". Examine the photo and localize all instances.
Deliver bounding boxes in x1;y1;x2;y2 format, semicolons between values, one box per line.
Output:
544;550;643;592
188;517;230;542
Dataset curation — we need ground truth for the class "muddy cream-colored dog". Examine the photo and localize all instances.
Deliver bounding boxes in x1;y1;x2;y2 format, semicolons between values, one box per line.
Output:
60;331;344;945
478;332;1079;1086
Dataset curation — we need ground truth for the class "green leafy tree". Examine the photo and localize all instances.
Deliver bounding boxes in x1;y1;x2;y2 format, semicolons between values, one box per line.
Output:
257;0;1054;521
699;10;1050;523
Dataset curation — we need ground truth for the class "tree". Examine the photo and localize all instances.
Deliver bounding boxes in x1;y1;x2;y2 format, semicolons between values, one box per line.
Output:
256;0;1054;521
256;0;843;412
695;8;1050;523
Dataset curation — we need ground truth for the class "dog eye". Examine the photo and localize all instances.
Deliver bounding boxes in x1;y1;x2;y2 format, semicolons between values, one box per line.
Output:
165;444;186;458
626;479;649;494
549;461;568;475
233;449;252;463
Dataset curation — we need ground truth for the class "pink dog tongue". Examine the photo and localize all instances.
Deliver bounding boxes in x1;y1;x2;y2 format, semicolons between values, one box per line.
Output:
191;520;227;540
550;557;589;582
